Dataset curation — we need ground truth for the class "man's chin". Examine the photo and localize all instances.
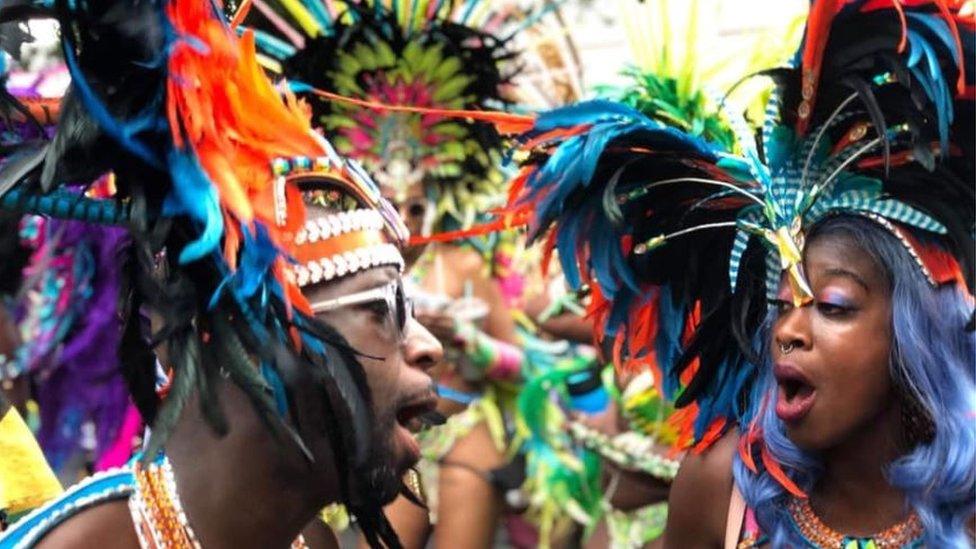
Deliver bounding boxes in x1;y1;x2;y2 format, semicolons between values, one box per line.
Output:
359;444;416;505
353;462;402;506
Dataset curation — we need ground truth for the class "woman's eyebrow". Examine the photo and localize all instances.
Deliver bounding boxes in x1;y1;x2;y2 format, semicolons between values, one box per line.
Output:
822;267;869;290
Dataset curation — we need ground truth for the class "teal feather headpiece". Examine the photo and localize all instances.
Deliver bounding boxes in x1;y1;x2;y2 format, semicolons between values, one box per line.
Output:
501;0;974;449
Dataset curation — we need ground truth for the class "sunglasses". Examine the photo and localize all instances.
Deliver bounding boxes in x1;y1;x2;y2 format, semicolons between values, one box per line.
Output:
396;197;428;220
310;279;414;343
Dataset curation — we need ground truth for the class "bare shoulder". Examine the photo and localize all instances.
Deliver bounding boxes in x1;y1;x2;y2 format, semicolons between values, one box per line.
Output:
662;429;739;549
34;499;139;549
440;244;487;276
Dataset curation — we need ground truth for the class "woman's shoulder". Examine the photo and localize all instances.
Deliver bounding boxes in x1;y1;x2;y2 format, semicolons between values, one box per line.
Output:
439;244;487;273
663;429;739;549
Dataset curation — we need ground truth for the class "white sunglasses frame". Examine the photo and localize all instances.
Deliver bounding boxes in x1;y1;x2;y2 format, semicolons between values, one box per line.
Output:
310;279;413;342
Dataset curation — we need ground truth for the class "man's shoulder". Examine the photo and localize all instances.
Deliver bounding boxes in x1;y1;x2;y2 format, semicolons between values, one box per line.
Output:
1;468;137;549
34;500;139;549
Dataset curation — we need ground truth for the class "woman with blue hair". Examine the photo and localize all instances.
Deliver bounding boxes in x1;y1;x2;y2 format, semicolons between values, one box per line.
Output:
475;0;974;546
667;210;975;547
715;213;974;547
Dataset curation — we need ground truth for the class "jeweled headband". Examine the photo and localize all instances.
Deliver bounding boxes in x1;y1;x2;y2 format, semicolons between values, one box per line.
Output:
270;149;409;287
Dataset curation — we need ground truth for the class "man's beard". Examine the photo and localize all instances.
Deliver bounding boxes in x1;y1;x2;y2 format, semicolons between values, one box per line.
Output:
357;410;403;505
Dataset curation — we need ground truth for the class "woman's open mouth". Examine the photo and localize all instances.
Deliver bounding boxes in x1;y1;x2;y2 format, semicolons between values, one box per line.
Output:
774;363;817;423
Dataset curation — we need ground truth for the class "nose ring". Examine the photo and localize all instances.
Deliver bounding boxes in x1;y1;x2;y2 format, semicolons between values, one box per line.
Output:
779;342;795;355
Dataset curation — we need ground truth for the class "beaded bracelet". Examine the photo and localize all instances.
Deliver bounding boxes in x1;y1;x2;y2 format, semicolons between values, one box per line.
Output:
567;421;680;481
454;323;524;382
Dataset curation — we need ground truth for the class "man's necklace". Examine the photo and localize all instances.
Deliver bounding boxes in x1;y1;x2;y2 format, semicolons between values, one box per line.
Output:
128;457;309;549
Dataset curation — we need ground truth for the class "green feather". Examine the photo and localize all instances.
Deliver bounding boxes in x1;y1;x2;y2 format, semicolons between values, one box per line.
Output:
416;42;445;77
352;43;378;70
373;39;397;67
143;334;200;463
432;74;473;103
432;55;462;83
401;39;425;72
323;114;359;131
212;315;314;461
337;51;362;78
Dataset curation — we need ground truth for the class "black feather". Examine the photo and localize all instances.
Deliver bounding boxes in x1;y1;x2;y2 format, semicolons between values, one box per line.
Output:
841;75;890;175
0;141;46;198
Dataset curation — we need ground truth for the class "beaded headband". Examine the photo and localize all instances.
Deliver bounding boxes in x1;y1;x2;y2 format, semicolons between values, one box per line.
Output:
290;209;404;287
271;146;409;288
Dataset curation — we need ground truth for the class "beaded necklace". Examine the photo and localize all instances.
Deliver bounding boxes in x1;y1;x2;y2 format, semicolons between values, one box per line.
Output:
787;497;924;549
129;457;308;549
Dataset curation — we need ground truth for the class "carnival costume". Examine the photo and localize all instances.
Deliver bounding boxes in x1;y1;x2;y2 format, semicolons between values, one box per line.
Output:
0;0;415;545
236;0;566;532
488;0;973;546
12;195;135;475
241;0;514;230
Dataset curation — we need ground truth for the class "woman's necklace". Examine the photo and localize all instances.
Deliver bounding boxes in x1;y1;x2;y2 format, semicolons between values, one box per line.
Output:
788;496;923;548
129;456;308;549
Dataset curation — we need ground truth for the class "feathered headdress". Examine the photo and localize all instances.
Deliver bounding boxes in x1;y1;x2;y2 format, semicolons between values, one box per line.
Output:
237;0;515;231
0;0;407;543
499;0;974;450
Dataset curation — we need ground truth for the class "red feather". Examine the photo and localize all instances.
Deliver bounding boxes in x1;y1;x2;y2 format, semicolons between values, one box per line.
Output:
798;0;844;135
308;88;536;135
761;444;808;498
406;211;529;246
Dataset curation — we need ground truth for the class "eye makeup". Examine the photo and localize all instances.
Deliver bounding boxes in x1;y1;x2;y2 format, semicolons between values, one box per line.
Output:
816;288;856;309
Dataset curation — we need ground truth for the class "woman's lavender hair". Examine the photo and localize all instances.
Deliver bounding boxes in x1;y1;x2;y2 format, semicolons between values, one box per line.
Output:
733;215;976;547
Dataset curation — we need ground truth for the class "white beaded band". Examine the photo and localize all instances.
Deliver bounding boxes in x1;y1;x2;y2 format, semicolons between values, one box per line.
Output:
292;242;404;287
294;209;387;245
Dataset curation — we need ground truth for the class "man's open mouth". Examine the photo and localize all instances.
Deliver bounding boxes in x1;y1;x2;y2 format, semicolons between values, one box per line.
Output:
396;395;442;432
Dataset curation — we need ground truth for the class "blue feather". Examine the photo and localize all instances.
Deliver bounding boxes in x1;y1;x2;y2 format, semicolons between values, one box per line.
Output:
906;27;953;150
61;44;165;170
554;212;583;289
235;223;279;299
242;26;298;59
210;222;280;309
286;80;315;94
164;149;223;263
653;288;686;400
261;361;289;416
300;0;334;36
